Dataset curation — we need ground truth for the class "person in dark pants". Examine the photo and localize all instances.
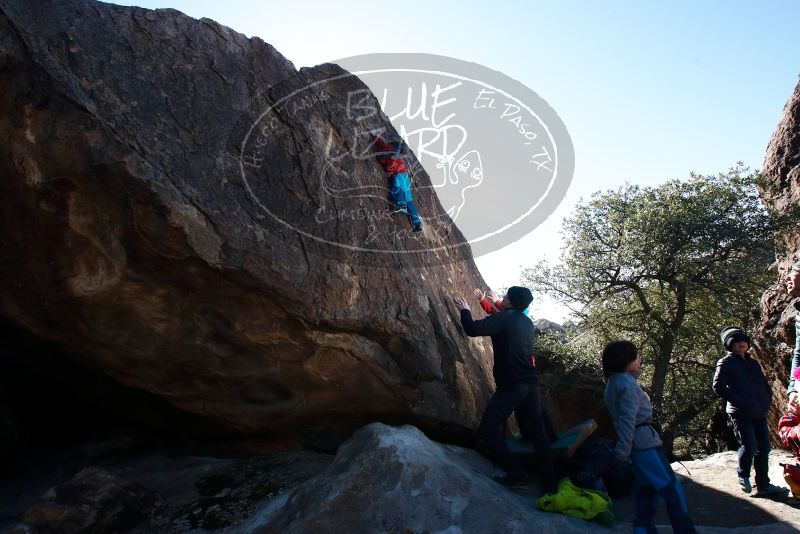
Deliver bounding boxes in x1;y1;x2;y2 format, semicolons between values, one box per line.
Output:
712;326;787;497
454;286;556;493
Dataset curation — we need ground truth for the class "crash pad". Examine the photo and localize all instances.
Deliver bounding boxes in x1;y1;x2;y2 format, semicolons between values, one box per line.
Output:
507;418;598;459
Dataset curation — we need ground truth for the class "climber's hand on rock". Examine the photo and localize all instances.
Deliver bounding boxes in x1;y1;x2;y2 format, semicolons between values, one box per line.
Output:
789;391;798;411
473;288;485;301
487;291;498;302
454;297;470;311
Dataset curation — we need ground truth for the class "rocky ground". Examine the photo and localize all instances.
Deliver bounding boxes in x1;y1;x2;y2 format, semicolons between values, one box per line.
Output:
1;445;333;533
509;448;800;533
3;424;799;533
619;450;800;532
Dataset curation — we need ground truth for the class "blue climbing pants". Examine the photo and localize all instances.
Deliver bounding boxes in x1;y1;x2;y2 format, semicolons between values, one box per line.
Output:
390;172;421;226
630;447;695;534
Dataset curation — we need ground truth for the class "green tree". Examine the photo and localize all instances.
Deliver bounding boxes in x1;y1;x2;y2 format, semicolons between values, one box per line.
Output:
524;166;780;453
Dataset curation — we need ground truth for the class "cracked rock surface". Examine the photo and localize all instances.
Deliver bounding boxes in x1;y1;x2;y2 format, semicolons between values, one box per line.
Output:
0;0;495;447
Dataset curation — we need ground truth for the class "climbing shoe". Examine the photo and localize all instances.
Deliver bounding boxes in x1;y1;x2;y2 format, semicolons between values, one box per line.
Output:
392;206;409;215
751;483;788;498
493;475;531;489
412;223;423;233
738;476;751;493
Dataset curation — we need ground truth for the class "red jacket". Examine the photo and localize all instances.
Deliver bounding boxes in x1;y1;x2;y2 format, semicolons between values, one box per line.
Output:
480;298;504;315
373;135;408;176
779;410;800;458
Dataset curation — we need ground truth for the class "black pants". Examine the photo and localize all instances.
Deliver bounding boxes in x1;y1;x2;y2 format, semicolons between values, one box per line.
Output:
729;414;771;487
478;381;557;492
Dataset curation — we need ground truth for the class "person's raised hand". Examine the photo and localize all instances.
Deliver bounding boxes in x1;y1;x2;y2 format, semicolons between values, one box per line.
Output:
454;296;470;311
790;391;798;412
473;288;485;301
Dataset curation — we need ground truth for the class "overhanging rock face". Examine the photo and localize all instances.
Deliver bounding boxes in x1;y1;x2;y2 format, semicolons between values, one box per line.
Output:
0;0;495;444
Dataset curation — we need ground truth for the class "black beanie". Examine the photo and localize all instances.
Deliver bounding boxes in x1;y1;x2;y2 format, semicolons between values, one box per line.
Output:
719;326;750;351
506;286;533;310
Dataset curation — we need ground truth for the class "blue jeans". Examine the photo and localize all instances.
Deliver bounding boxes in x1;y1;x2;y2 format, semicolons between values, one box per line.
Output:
729;414;771;487
478;381;556;492
389;173;421;226
630;447;695;534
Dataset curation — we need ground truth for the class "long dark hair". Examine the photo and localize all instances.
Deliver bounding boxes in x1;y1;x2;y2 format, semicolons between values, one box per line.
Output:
601;340;638;378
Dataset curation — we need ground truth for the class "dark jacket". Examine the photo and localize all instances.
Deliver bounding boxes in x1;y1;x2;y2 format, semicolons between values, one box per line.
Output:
460;308;536;388
712;351;772;419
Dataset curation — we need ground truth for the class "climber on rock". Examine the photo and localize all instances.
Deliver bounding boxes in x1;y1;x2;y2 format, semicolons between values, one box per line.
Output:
372;133;423;233
454;286;556;493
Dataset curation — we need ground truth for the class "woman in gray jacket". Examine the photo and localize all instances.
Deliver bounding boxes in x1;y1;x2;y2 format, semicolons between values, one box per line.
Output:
603;340;696;534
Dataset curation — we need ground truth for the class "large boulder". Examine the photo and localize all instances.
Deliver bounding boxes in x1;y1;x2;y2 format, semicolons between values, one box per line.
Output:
0;0;495;446
755;80;800;441
240;423;614;534
18;468;159;534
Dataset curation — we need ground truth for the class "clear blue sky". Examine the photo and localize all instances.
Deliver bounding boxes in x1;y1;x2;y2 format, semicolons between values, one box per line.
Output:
113;0;800;320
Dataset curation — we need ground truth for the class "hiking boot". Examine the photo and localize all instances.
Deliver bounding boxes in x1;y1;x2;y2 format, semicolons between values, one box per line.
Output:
738;476;752;494
493;475;531;489
412;223;423;233
392;205;409;215
751;483;789;498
